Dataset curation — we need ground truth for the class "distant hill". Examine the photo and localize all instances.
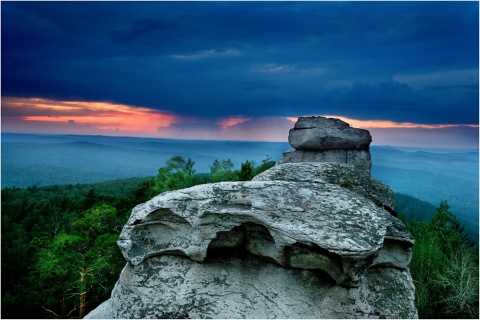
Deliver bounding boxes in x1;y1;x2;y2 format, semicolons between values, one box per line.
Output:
394;192;477;244
395;193;437;222
370;146;478;242
1;133;290;187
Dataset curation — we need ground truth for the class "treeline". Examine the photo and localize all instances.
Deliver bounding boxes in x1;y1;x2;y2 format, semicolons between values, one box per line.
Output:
375;165;479;242
396;192;478;245
1;156;275;318
146;155;276;197
395;193;436;223
2;156;478;319
396;198;479;318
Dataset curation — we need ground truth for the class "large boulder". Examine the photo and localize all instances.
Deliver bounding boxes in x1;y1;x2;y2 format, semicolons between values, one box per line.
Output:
86;178;416;319
288;117;372;151
280;116;373;173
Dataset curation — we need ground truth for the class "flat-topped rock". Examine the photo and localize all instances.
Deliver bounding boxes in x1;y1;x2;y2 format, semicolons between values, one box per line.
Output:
281;116;373;171
253;162;396;215
294;116;351;130
288;116;372;151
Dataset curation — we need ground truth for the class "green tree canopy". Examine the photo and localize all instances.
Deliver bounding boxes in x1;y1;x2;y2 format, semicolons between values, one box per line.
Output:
209;158;237;182
409;200;479;318
152;156;196;194
239;160;254;181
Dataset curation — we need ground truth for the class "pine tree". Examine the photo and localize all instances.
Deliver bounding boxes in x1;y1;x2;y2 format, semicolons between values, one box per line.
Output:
239;160;254;181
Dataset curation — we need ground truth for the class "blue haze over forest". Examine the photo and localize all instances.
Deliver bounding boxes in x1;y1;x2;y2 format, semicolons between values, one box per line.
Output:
2;133;478;242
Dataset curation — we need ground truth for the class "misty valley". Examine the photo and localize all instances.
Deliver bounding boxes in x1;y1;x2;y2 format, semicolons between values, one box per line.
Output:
3;133;478;237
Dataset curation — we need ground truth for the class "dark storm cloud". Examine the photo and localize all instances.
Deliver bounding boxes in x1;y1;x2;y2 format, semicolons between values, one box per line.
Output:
2;1;478;124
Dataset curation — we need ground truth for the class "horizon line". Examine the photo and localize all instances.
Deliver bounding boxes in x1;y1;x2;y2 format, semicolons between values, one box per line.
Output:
2;130;478;151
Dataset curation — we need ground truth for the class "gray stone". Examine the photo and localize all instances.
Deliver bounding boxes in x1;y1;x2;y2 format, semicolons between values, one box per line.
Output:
294;116;350;130
86;178;417;319
347;149;373;171
253;162;396;215
289;127;372;150
279;148;372;173
287;116;372;151
85;117;418;319
86;254;417;319
115;181;412;284
364;267;418;319
372;239;413;269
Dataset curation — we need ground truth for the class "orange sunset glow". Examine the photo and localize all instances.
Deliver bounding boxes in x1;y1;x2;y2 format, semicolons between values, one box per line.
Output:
290;115;479;130
2;97;478;147
3;97;180;134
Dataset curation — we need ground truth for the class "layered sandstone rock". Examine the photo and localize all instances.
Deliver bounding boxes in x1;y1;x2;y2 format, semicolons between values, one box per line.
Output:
85;117;417;319
280;116;373;173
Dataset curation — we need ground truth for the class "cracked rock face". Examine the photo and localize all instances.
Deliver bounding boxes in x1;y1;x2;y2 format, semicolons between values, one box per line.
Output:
87;254;417;319
279;148;372;173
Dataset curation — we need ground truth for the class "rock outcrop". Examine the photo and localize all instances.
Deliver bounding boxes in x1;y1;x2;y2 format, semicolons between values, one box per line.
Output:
254;162;397;216
86;116;417;319
289;116;372;150
280;116;373;173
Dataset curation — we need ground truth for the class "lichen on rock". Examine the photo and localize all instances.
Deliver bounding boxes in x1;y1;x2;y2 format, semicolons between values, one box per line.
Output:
254;161;397;216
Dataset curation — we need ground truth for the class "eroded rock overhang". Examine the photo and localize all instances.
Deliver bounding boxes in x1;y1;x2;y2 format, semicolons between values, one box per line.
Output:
118;169;414;287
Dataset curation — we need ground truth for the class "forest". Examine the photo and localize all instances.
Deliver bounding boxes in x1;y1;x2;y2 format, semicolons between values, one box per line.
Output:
2;156;478;319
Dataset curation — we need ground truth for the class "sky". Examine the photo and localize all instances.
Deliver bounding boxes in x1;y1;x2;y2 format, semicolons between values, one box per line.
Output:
2;1;479;148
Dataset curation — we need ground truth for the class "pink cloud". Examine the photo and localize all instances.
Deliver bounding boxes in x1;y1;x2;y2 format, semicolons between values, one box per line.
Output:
216;116;251;132
220;117;294;141
2;97;180;135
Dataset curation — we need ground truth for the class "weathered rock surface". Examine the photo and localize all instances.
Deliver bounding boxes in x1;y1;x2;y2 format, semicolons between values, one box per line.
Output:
116;181;411;280
254;162;396;215
279;148;372;172
294;116;351;130
281;116;374;173
87;254;417;319
86;116;418;319
87;179;416;318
